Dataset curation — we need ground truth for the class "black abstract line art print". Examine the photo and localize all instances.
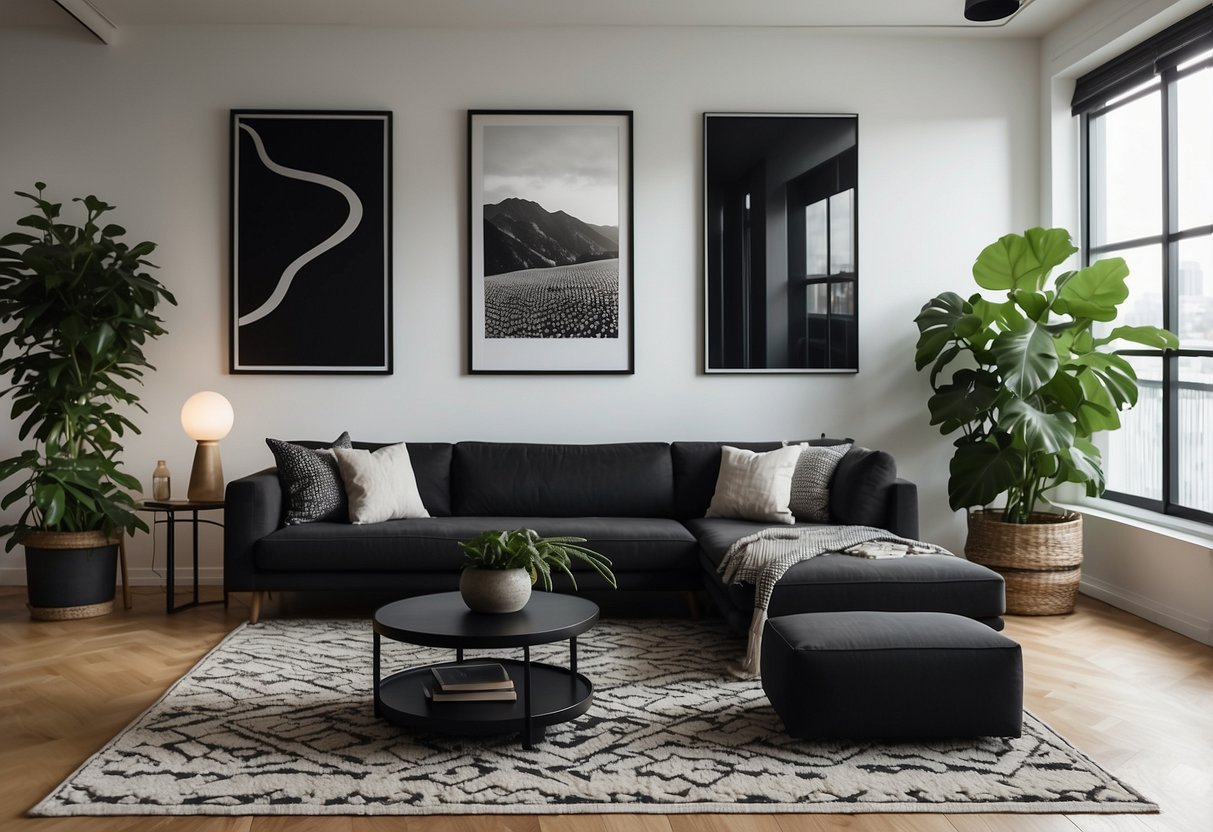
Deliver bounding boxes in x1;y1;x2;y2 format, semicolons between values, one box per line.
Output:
231;110;392;374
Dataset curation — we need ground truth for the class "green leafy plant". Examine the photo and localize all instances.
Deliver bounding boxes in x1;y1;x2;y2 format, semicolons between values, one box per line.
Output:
0;183;176;550
914;227;1178;523
458;528;617;592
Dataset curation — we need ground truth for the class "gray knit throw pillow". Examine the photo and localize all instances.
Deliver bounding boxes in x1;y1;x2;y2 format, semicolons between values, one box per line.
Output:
266;432;353;525
788;443;852;522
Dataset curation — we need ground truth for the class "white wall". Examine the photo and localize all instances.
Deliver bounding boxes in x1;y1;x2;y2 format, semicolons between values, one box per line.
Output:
1042;0;1213;646
0;24;1041;585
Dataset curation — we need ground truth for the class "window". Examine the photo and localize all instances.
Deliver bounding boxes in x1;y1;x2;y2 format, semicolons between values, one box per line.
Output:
800;189;858;349
1075;7;1213;523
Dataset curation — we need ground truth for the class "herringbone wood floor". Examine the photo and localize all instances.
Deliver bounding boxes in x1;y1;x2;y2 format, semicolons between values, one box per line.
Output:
1;587;1210;832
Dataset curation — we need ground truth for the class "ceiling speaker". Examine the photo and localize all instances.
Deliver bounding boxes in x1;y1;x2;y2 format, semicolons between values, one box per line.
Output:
964;0;1020;22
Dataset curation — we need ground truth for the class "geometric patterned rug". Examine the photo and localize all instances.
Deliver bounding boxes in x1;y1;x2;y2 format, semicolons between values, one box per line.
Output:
31;618;1157;816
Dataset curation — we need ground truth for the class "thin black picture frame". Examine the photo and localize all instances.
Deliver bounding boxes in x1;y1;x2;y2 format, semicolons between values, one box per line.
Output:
698;110;858;375
467;109;635;375
229;109;393;375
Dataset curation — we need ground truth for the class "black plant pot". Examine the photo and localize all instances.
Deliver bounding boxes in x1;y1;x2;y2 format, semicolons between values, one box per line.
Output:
23;531;118;620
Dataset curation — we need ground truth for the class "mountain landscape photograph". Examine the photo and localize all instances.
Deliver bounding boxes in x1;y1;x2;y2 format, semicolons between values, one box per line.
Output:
479;122;622;339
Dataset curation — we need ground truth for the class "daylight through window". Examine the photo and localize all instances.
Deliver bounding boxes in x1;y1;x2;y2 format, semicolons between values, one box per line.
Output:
1075;8;1213;523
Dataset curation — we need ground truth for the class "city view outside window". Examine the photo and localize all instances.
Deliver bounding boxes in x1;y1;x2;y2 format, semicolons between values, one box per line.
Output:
1081;36;1213;522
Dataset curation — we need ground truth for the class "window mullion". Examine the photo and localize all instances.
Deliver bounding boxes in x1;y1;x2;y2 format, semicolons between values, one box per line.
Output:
1080;113;1091;262
1162;70;1180;512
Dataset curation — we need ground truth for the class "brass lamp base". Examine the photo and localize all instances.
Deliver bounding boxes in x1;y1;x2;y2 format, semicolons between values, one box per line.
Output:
188;440;225;502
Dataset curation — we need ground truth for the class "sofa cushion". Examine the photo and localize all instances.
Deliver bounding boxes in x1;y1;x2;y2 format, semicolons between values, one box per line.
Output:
334;444;430;523
687;517;1006;622
671;442;784;520
705;445;802;524
686;517;826;612
267;432;353;525
255;516;696;579
788;443;851;522
451;443;674;517
686;517;826;567
830;447;897;527
294;440;453;517
764;554;1006;620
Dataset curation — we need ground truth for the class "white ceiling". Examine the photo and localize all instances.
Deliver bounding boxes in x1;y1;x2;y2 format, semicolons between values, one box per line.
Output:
6;0;1096;37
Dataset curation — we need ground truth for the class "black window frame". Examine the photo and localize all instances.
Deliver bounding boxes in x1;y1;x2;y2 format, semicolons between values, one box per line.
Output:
1075;6;1213;526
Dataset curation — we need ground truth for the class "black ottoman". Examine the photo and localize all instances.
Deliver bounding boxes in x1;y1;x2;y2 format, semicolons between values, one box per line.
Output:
761;611;1023;739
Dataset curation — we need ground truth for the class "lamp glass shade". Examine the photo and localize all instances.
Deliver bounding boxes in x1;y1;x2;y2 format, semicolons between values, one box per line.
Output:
181;391;234;442
964;0;1019;21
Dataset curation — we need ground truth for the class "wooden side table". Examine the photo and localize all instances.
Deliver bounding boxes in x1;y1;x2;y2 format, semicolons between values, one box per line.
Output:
141;500;225;614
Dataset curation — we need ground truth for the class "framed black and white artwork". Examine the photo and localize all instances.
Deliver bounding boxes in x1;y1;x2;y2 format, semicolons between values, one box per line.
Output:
468;110;634;374
230;110;392;374
704;113;858;374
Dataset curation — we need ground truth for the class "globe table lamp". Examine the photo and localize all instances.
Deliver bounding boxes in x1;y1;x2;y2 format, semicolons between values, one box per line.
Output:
181;391;234;502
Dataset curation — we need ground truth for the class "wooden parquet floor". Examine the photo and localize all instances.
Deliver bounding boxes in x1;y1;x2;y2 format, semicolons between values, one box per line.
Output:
1;587;1210;832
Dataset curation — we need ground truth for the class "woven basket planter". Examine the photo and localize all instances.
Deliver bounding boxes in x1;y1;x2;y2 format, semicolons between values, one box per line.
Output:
22;530;119;621
965;509;1083;615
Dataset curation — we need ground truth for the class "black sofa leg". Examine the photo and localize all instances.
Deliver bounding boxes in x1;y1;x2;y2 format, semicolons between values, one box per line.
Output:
249;591;263;625
685;591;700;620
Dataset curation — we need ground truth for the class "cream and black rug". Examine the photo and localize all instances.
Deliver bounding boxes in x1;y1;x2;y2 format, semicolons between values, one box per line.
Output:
32;618;1156;816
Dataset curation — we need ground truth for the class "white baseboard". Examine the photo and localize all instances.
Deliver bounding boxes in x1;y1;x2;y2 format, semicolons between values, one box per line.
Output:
0;566;224;587
1080;575;1213;646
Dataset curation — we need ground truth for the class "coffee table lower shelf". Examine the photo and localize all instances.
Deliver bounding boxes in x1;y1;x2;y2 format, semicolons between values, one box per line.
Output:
376;659;593;746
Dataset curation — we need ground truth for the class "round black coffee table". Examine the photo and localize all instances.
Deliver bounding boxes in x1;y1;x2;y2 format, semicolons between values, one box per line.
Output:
372;591;599;748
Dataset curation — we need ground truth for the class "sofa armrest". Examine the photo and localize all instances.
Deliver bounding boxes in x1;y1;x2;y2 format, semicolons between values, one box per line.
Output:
884;478;919;540
224;468;282;592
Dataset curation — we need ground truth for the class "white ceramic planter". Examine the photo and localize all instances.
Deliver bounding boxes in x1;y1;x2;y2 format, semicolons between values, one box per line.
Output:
459;567;532;613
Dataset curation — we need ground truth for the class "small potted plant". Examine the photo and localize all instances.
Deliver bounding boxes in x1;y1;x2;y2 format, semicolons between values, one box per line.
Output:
0;184;175;619
457;528;616;613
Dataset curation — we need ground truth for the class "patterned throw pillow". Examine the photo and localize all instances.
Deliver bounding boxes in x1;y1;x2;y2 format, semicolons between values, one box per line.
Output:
266;432;353;525
788;443;852;522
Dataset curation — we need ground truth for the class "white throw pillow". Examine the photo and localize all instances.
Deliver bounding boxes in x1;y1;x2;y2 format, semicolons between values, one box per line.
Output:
705;445;802;524
788;443;852;522
333;444;430;524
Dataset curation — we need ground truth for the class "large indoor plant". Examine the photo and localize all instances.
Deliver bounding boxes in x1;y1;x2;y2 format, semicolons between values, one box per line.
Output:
457;528;616;613
914;227;1177;613
0;184;175;619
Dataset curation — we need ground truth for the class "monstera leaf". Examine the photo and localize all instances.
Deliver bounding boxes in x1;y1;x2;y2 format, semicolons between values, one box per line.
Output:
972;227;1076;293
948;441;1023;512
992;321;1058;399
1072;352;1139;410
1093;325;1180;350
927;368;999;434
1059;438;1105;496
914;292;974;369
999;398;1076;454
1054;257;1130;322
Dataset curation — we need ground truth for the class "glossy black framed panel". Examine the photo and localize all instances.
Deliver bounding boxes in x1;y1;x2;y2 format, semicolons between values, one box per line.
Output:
230;110;392;374
468;110;634;374
704;113;859;374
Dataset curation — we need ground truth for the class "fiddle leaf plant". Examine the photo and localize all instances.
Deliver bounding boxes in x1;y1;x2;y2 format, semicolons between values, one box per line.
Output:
458;528;617;592
0;183;176;550
914;227;1178;524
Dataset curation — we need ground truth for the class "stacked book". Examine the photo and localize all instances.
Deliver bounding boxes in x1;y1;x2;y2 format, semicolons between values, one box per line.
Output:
425;662;517;703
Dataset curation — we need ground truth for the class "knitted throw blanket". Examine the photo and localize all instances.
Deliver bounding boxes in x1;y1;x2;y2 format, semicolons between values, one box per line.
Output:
717;525;952;677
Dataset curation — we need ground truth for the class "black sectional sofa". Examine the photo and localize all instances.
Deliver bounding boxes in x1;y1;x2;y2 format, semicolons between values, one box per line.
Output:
224;441;1006;628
